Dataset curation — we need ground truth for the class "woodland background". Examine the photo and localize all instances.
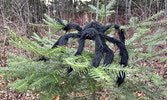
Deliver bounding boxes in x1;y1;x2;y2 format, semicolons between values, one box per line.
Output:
0;0;167;100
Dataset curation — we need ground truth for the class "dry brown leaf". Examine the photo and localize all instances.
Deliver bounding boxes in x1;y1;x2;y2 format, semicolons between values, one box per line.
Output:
52;95;60;100
79;93;83;97
136;93;142;98
100;98;105;100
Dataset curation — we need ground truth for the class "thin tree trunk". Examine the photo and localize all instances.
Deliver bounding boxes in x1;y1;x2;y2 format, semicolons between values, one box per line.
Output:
104;0;107;24
125;0;128;20
149;0;153;16
47;1;51;34
92;91;96;100
90;0;93;20
115;0;119;23
27;1;30;24
156;0;160;12
128;0;132;18
144;0;147;13
165;0;167;13
71;0;75;19
96;0;99;21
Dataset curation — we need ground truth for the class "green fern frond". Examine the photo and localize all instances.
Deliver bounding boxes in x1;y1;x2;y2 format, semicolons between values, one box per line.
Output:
89;67;114;85
144;10;165;22
9;79;29;93
64;55;92;72
43;14;64;32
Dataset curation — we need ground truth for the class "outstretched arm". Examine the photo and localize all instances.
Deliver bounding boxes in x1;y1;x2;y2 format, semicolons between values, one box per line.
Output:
103;24;125;43
103;24;120;32
103;45;114;66
64;23;82;32
52;33;80;49
55;18;66;26
118;29;125;44
52;33;81;74
102;35;128;86
102;35;128;67
92;35;104;67
75;38;85;56
55;18;82;32
38;33;80;61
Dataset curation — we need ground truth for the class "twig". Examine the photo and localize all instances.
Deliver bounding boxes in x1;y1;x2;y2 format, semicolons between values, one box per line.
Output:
92;91;96;100
163;67;167;78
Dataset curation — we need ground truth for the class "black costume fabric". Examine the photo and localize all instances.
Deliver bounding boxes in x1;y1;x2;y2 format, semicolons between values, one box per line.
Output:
51;19;129;86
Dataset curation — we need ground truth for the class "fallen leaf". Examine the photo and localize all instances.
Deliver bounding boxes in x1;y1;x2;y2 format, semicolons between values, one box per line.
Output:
52;95;60;100
79;93;83;97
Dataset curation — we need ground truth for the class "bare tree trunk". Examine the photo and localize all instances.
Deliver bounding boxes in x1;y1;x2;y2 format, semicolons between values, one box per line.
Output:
125;0;128;20
144;0;147;12
115;0;119;23
92;91;96;100
59;0;62;18
144;0;147;19
156;0;160;12
128;0;132;17
96;0;99;21
149;0;153;16
90;0;93;21
165;0;167;13
71;0;75;20
27;1;30;24
47;1;51;34
104;0;107;24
